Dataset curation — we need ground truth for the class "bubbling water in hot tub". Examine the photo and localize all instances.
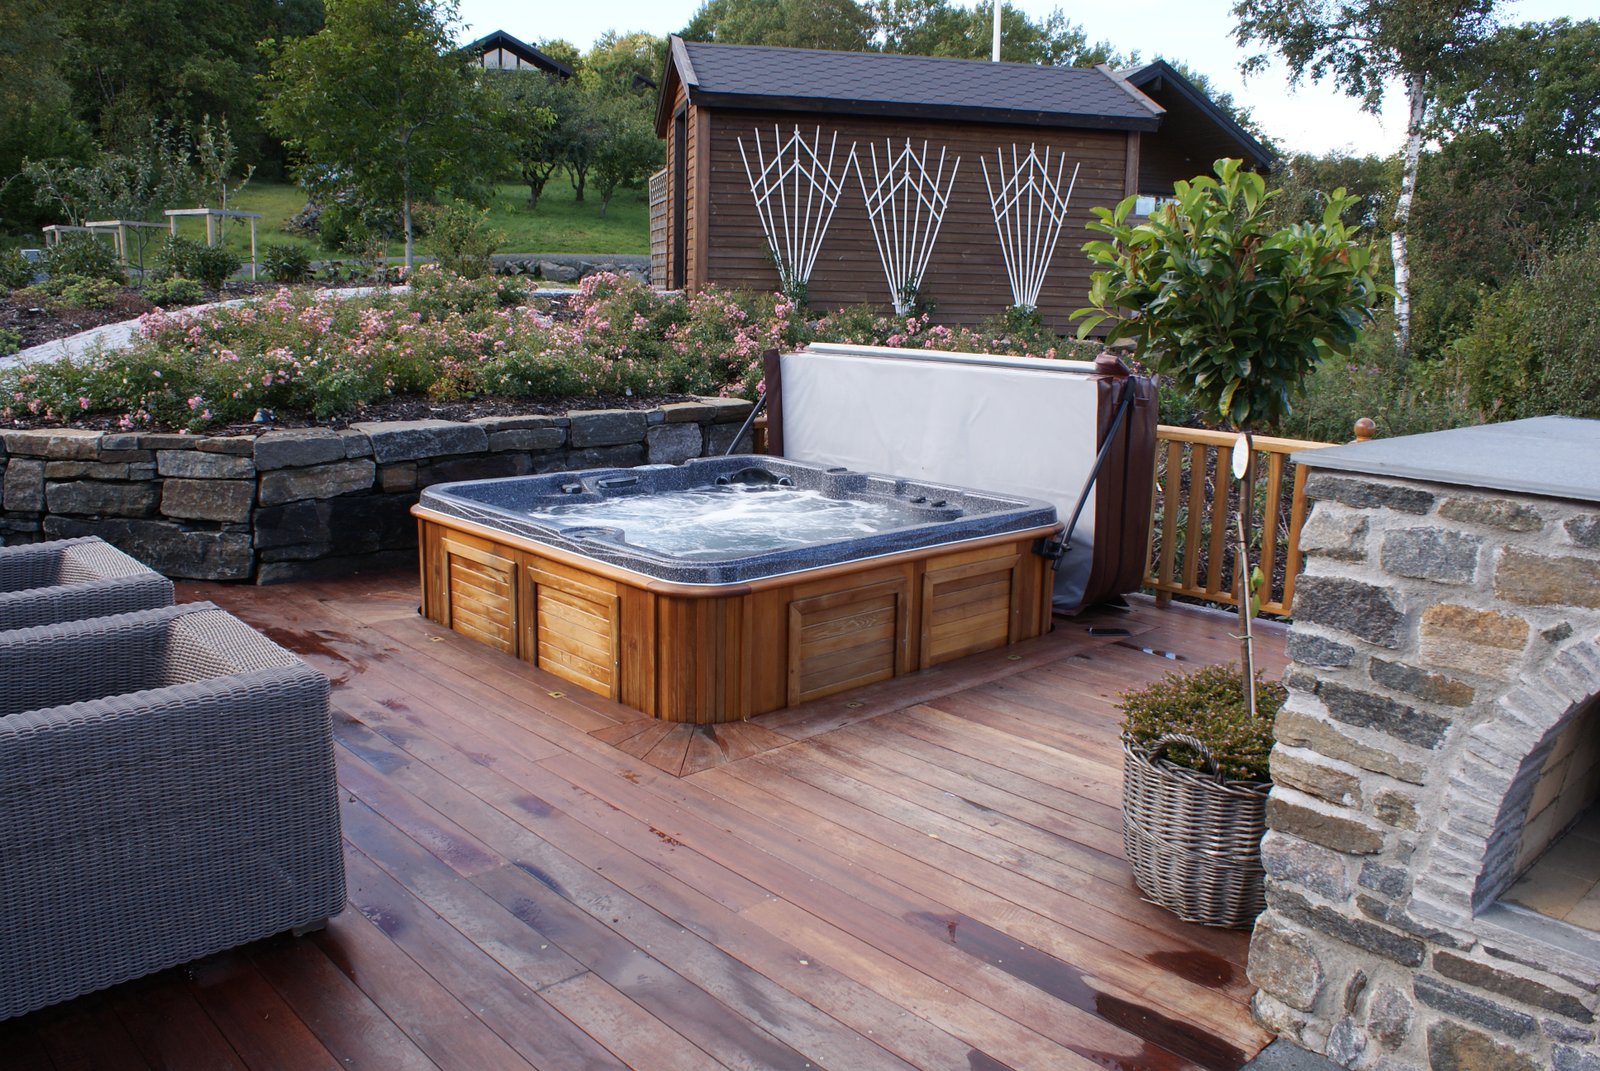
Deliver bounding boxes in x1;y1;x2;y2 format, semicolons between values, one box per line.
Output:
524;484;946;561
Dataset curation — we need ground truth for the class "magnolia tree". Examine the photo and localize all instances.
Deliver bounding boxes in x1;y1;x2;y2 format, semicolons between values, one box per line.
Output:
1075;157;1386;691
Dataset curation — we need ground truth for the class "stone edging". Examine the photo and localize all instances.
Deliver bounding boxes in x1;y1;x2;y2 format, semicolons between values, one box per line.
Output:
0;398;753;582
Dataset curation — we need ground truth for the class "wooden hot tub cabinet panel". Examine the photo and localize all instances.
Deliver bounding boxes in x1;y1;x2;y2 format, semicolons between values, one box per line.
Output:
416;512;1057;724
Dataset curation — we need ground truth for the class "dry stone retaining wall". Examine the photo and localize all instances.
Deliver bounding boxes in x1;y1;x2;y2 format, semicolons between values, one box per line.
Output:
0;399;752;582
1249;469;1600;1070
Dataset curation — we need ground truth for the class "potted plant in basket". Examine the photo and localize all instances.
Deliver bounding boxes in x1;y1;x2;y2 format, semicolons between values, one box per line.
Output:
1074;158;1386;927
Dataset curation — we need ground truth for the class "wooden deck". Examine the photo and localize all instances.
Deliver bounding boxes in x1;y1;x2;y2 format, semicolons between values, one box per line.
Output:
1;571;1286;1071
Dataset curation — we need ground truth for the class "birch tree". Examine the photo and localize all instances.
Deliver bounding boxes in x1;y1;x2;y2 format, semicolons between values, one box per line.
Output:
1231;0;1499;354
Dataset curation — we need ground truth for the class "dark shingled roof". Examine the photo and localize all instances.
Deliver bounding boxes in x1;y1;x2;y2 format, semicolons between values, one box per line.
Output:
669;38;1163;132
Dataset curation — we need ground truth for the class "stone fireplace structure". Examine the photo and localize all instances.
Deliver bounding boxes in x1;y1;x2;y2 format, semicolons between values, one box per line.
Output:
1246;416;1600;1070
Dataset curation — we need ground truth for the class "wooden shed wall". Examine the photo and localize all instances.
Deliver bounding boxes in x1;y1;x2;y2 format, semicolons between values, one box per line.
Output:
694;109;1134;330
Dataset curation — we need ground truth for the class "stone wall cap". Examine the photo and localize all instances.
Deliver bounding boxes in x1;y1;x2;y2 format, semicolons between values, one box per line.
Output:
1294;416;1600;505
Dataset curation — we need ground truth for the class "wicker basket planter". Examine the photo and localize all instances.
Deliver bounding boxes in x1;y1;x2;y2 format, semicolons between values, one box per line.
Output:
1121;731;1271;928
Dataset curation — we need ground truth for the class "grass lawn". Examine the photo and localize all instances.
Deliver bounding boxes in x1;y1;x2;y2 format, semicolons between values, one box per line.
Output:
194;179;650;262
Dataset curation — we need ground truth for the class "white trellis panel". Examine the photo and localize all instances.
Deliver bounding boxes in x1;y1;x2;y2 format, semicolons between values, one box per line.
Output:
852;139;960;315
981;144;1081;311
737;126;855;295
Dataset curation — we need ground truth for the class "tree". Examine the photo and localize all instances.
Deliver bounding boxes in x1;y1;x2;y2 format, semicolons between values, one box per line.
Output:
261;0;500;268
682;0;875;51
0;0;91;231
1408;19;1600;356
590;94;663;216
490;71;562;208
873;1;1124;66
1231;0;1500;353
1073;158;1387;431
583;31;668;98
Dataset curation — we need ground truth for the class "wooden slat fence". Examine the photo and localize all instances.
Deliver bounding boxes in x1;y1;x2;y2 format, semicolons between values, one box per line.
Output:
648;167;668;287
1145;425;1346;617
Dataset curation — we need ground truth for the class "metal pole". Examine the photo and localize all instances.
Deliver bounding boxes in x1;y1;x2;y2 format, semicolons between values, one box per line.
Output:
992;0;1001;61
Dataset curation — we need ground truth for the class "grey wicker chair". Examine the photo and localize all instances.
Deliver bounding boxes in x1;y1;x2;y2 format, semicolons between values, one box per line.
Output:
0;536;174;630
0;602;346;1021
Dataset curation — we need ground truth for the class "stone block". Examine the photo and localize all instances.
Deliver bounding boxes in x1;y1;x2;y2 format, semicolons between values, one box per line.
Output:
1415;976;1537;1038
706;423;753;455
1427;1022;1538;1071
1268;792;1384;854
1546;1021;1597;1045
41;516;252;580
137;434;196;451
1319;681;1451;750
559;445;645;471
1496;547;1600;608
353;419;489;464
1326;1017;1365;1067
258;459;375;505
567;409;647;448
1304;473;1435;514
1382;527;1481;583
339;429;372;458
1555;1046;1600;1071
46;480;158;518
1433;951;1594;1023
1367;984;1414;1051
647;422;703;465
2;429;101;459
378;462;418;493
1420;603;1529;678
1247;916;1325;1011
702;397;755;423
196;436;255;456
1275;709;1429;784
2;459;44;512
472;414;569;432
1299;505;1368;561
488;428;566;452
1368;658;1475;707
1272;746;1363;807
257;549;414;584
98;433;141;452
537;260;579;283
1287;631;1357;669
1359;862;1410;898
1373;789;1420;831
1440;495;1543;532
255;428;346;470
657;401;717;423
95;449;154;464
1293;576;1405;648
1566;514;1600;549
44;461;132;480
1251;992;1310;1046
253;501;327;549
324;494;419;553
157;449;254;479
417;453;532;488
1261;830;1351;899
1271;890;1426;967
161;478;254;522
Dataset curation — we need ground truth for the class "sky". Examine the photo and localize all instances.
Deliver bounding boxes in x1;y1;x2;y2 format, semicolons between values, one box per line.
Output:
456;0;1597;157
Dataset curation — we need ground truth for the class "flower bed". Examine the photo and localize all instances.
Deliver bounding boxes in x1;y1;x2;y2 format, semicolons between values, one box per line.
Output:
2;270;1099;433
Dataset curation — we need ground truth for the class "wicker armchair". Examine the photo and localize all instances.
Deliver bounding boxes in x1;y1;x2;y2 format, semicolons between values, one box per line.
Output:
0;536;173;630
0;603;346;1021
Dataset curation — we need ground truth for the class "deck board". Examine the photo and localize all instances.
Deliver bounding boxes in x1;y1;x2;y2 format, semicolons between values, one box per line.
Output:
2;571;1281;1070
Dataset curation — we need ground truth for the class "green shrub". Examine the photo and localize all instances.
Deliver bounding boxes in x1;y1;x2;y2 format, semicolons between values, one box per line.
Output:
0;328;20;358
260;244;313;284
0;250;35;292
143;276;207;307
1453;223;1600;421
156;236;241;289
17;273;122;310
1119;662;1286;782
43;236;123;283
424;204;503;280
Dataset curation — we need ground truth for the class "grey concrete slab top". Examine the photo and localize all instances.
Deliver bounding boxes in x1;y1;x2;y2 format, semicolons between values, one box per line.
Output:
1291;416;1600;505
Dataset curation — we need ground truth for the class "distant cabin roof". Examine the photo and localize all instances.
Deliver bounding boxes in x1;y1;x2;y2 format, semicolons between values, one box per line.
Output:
1119;60;1273;168
658;36;1163;133
466;30;574;79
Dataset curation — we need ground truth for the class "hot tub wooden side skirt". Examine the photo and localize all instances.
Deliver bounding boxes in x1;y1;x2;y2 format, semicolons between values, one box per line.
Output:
417;514;1056;724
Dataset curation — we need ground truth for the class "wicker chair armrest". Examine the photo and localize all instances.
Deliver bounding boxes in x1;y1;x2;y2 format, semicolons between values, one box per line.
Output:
0;603;205;717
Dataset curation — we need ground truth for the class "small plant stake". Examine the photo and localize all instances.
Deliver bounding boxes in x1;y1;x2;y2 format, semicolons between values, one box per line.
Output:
1231;430;1260;721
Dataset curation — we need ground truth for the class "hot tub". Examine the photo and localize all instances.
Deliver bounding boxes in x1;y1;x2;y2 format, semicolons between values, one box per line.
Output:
413;456;1061;723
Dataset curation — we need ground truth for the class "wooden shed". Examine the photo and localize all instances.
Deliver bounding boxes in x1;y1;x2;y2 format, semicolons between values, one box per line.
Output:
653;39;1272;329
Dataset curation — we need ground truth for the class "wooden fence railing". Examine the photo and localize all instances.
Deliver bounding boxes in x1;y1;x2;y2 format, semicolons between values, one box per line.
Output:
1145;423;1368;617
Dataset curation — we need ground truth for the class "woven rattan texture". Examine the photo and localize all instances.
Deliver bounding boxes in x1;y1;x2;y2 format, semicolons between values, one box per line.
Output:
0;537;173;630
1120;735;1270;929
0;602;345;1020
